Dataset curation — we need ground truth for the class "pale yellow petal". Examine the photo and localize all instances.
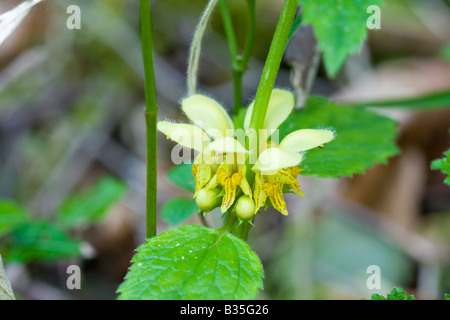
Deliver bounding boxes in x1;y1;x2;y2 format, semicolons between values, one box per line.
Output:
252;147;303;173
204;137;249;156
157;121;210;152
181;94;234;140
279;129;335;152
244;89;295;132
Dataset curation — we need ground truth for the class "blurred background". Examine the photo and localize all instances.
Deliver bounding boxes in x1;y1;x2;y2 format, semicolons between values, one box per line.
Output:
0;0;449;300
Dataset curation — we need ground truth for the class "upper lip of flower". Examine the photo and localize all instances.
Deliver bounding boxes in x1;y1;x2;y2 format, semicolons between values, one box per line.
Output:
157;89;335;173
157;89;336;216
157;94;248;158
242;89;336;174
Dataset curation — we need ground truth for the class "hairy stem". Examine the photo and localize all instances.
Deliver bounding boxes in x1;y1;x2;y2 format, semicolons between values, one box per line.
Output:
187;0;219;96
140;0;157;239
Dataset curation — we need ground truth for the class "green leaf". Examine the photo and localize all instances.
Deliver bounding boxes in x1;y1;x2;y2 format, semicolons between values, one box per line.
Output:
279;96;399;178
348;89;450;111
370;293;386;300
0;200;29;237
160;197;199;225
298;0;383;77
166;163;196;193
387;287;414;300
117;225;264;300
431;149;450;186
371;287;414;300
445;293;450;300
387;287;407;300
3;222;81;263
57;176;127;228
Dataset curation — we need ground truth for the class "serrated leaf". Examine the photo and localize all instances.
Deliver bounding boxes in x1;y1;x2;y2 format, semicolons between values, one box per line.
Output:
0;200;29;237
387;287;407;300
298;0;383;77
387;287;414;300
3;221;81;263
161;197;199;225
370;293;386;300
166;163;196;193
117;225;264;300
431;149;450;186
278;96;399;178
0;254;15;300
57;176;127;228
372;287;414;300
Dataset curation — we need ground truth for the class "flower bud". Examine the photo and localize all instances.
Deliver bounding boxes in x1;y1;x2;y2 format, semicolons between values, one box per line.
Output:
195;188;221;212
235;195;256;220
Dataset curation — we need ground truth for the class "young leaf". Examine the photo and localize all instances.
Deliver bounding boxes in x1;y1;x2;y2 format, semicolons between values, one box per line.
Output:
298;0;383;77
160;197;199;225
0;200;28;237
166;163;196;193
278;96;399;178
431;149;450;186
0;254;15;300
57;176;127;228
117;225;264;300
3;222;81;263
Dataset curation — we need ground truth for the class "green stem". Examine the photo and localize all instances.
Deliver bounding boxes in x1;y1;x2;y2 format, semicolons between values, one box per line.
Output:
220;0;256;116
248;0;298;132
232;221;250;241
241;0;256;73
244;0;298;240
140;0;158;239
232;69;243;116
219;0;240;69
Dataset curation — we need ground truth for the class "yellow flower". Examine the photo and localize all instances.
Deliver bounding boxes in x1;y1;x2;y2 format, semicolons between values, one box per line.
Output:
157;94;250;208
158;89;335;217
244;89;336;215
203;153;252;213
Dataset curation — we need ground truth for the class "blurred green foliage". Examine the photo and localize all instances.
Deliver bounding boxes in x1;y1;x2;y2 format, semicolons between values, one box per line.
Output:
0;175;127;263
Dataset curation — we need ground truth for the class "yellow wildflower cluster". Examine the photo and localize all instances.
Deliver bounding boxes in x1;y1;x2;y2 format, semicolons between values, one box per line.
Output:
157;89;334;221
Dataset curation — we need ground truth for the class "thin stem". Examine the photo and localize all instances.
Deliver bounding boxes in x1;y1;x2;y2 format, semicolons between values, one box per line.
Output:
187;0;219;96
220;0;256;116
219;0;240;69
140;0;157;239
241;0;256;73
248;0;298;132
232;69;243;116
